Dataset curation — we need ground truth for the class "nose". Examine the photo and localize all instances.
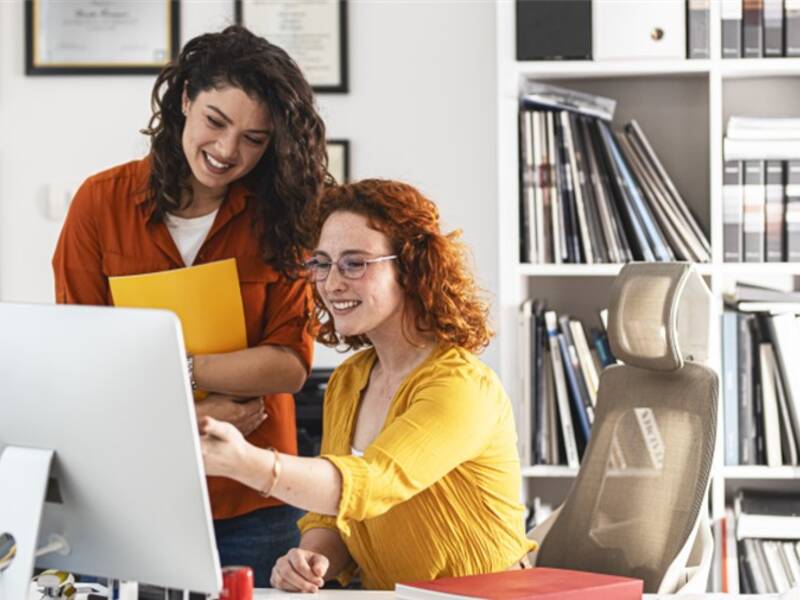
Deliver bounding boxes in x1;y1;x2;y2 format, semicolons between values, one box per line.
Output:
216;132;239;162
323;262;347;295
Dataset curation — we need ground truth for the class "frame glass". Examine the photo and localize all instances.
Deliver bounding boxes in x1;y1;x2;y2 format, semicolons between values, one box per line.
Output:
236;0;348;93
25;0;180;75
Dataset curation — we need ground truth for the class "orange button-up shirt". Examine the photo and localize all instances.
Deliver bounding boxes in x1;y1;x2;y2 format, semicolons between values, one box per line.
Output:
52;157;315;520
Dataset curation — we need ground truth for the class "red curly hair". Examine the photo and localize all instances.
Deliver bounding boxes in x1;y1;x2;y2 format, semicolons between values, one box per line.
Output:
313;179;493;353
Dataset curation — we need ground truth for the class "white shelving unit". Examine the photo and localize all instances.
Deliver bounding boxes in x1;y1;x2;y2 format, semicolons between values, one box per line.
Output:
496;1;800;519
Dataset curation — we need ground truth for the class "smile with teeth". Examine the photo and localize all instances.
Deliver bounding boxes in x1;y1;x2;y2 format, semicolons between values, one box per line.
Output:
203;151;232;172
331;300;361;312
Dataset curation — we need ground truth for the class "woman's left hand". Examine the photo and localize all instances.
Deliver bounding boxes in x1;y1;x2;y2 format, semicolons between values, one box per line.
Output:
199;416;250;480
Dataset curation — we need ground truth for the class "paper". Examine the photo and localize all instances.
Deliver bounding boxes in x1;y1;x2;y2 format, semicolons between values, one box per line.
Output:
109;258;247;355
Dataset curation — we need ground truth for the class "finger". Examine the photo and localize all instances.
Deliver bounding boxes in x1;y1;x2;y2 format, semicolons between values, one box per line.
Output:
203;417;236;439
309;553;330;578
278;560;320;593
270;565;301;592
240;413;265;437
288;551;325;586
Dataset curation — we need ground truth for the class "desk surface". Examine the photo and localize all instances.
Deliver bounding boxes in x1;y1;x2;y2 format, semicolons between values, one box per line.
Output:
255;590;784;599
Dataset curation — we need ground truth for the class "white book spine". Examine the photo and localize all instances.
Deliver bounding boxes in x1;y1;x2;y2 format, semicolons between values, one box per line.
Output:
759;344;783;467
725;138;800;161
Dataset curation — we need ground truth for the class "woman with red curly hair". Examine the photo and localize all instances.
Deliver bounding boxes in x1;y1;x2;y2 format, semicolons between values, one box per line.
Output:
200;179;534;590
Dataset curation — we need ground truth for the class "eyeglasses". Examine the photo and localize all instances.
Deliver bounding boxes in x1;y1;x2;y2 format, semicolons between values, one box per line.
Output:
305;255;397;282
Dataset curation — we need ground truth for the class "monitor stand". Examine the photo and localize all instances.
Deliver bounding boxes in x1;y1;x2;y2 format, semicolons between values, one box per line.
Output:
0;446;55;600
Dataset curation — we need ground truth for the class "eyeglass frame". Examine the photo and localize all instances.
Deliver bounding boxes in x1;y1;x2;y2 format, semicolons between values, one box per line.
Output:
304;254;398;282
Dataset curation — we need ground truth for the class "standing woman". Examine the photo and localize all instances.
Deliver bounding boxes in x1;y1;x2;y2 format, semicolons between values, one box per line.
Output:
52;26;328;585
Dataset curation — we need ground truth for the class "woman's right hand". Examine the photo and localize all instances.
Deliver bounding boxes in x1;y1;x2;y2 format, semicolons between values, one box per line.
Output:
270;548;329;593
195;393;266;436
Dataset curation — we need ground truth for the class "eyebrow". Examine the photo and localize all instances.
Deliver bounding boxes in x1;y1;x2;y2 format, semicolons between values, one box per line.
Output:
207;105;270;136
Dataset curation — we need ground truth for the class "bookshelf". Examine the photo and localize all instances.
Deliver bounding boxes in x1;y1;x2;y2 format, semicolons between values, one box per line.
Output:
495;0;800;533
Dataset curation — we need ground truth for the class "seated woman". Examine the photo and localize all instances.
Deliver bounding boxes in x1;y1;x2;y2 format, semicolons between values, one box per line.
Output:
200;179;534;591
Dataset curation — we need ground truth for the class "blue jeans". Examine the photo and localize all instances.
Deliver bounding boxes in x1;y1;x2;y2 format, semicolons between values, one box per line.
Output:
214;505;304;588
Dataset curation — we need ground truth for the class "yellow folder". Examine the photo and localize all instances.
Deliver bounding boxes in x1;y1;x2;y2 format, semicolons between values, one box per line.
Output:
108;258;247;355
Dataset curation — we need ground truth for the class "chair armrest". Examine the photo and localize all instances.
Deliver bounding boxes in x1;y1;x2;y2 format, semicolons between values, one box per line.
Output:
526;505;563;566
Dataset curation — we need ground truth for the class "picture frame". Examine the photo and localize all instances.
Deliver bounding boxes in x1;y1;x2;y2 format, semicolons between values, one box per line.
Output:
25;0;180;76
327;139;350;184
236;0;348;93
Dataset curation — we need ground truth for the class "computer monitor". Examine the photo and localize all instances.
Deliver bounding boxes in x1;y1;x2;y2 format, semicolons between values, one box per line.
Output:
0;303;222;600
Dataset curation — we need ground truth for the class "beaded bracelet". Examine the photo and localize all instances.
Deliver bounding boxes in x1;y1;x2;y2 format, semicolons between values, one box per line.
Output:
258;447;282;498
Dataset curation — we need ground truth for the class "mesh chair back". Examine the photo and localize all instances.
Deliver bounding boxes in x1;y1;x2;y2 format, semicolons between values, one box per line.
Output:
535;263;718;593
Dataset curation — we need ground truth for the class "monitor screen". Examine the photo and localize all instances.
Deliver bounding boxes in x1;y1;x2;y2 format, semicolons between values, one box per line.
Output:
0;303;221;597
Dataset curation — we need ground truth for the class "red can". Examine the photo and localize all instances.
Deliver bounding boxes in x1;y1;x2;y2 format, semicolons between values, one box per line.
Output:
221;566;254;600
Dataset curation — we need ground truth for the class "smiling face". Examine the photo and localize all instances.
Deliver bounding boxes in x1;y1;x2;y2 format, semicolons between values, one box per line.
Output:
181;84;271;199
314;211;406;341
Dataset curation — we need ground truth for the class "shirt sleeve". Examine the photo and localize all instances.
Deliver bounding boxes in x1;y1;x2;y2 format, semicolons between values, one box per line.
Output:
322;372;497;536
52;179;108;305
258;273;315;372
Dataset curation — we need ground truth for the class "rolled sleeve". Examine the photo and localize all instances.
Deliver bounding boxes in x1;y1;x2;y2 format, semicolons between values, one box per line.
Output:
259;274;315;371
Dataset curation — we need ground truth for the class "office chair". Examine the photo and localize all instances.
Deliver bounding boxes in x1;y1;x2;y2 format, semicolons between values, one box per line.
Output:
528;262;718;594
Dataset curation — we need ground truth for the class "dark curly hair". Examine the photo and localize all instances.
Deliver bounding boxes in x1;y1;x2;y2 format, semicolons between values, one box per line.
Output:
314;180;493;354
141;25;329;276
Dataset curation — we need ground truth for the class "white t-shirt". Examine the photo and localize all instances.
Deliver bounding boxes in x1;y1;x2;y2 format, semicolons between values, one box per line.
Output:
164;209;219;266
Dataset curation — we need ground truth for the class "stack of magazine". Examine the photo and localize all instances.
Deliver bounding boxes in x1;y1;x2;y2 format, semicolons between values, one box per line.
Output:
713;490;800;594
518;300;615;468
723;117;800;262
721;283;800;468
518;81;710;265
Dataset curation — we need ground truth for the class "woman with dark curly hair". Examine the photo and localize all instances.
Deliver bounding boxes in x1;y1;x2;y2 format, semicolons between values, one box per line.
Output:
200;179;535;591
52;26;328;584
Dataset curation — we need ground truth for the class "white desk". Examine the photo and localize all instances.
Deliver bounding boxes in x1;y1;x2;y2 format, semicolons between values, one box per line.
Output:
255;590;785;599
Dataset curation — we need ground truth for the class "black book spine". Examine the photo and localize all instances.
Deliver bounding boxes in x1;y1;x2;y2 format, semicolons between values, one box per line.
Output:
554;113;581;262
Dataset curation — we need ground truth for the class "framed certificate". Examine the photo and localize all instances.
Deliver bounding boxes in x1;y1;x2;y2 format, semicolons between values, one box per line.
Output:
25;0;180;75
327;140;350;184
236;0;348;93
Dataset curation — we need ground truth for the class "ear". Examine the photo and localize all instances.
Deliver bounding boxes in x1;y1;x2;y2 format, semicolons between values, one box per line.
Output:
181;83;189;116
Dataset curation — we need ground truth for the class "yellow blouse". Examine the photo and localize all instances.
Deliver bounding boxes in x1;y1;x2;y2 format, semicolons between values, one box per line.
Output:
297;345;535;590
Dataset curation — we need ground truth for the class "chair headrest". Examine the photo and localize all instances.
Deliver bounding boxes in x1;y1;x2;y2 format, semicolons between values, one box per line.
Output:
607;262;712;371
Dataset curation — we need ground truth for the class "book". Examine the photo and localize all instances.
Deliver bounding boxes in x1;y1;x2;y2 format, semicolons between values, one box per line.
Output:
723;312;740;465
544;310;580;468
735;490;800;540
521;81;616;122
109;258;247;357
519;110;537;263
721;0;743;58
743;0;765;58
687;0;711;58
743;160;766;262
395;567;643;600
759;344;783;466
763;0;785;57
764;161;785;262
625;120;711;258
723;161;744;262
787;0;800;56
787;161;800;261
725;138;800;161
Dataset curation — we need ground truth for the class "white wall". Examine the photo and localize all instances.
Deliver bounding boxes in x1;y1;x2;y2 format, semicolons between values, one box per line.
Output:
0;0;499;370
